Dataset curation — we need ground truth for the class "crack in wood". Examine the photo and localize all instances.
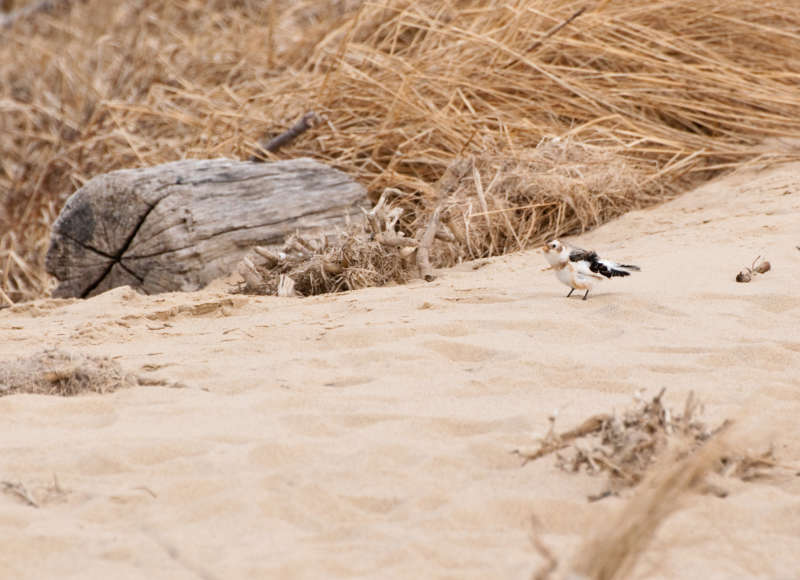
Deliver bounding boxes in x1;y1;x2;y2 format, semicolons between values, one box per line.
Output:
79;196;166;297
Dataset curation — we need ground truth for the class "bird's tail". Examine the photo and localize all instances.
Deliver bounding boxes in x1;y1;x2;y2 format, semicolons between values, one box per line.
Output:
597;259;640;278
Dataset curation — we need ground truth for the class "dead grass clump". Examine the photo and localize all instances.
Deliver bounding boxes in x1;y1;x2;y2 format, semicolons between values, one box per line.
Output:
4;0;800;301
527;393;788;580
238;231;417;297
435;140;656;261
239;139;650;296
0;348;136;396
237;186;446;296
514;389;776;499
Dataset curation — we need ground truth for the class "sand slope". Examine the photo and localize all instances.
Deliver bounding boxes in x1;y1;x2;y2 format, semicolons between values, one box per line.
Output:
1;164;799;579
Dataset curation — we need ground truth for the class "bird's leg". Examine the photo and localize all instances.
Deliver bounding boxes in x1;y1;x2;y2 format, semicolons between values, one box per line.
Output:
566;288;575;298
582;289;589;301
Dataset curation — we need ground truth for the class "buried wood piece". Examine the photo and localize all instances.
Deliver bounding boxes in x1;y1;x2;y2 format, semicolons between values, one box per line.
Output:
46;158;366;298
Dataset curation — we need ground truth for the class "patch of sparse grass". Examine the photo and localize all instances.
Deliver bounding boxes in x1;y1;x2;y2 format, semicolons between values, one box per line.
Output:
0;348;136;396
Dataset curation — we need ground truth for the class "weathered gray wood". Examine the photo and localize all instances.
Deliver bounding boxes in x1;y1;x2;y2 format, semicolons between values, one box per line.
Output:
46;158;366;298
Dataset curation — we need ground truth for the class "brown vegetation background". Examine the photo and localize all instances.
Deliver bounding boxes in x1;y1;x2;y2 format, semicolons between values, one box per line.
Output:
2;0;800;302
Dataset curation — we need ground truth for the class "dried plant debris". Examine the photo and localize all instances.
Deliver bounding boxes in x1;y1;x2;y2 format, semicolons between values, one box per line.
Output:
0;348;137;396
514;389;779;499
435;144;655;261
236;187;451;296
736;255;771;282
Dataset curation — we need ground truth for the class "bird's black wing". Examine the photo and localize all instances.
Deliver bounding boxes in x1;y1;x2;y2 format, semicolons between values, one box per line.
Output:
570;246;638;278
569;248;623;278
568;248;597;263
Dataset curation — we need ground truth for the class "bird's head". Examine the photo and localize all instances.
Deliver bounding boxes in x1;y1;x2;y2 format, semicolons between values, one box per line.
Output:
542;239;567;265
543;239;563;253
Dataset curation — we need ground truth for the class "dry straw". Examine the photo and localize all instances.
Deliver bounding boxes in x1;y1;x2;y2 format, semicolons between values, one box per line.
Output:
0;348;136;396
523;390;785;580
3;0;800;300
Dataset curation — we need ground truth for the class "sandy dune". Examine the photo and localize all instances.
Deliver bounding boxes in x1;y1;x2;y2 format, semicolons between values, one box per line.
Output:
1;164;799;579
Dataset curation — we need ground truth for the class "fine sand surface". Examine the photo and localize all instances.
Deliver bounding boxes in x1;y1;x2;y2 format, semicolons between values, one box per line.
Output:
1;164;799;579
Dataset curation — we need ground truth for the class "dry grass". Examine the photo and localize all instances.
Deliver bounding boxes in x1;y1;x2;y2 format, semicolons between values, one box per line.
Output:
531;440;732;580
435;140;653;260
523;390;787;580
565;437;731;580
515;389;777;500
3;0;800;301
0;348;136;396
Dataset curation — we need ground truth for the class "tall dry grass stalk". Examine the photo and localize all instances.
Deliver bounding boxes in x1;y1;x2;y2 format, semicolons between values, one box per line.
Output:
567;436;730;580
3;0;800;300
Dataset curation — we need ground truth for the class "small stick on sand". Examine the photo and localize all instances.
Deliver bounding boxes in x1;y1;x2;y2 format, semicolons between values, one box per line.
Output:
250;112;319;160
1;480;38;508
417;206;441;282
514;413;611;465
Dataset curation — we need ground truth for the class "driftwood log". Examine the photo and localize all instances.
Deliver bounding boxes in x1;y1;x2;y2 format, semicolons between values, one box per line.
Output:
46;158;366;298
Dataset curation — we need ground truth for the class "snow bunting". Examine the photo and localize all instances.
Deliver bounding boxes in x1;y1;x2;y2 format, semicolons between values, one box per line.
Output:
542;239;640;300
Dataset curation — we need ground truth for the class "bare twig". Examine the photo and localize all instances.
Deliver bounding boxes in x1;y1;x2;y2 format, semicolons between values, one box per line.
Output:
514;413;611;465
375;232;418;248
250;112;319;160
1;480;39;508
417;206;441;282
503;6;588;69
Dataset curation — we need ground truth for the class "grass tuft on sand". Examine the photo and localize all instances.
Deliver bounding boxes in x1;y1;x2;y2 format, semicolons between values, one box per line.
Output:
0;348;136;396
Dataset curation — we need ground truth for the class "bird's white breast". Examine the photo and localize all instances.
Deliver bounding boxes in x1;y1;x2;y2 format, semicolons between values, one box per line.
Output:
555;267;574;288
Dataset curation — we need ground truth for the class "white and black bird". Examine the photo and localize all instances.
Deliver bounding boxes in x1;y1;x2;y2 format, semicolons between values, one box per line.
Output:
542;239;640;300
